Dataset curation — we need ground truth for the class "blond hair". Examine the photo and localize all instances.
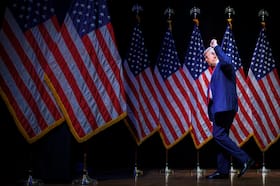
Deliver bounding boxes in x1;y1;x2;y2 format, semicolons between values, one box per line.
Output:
203;47;215;57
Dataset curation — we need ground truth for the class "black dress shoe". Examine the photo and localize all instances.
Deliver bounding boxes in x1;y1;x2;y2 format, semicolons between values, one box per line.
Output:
238;158;255;178
206;171;229;179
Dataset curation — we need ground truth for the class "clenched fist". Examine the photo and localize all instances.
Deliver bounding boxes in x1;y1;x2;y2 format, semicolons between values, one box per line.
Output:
210;39;218;48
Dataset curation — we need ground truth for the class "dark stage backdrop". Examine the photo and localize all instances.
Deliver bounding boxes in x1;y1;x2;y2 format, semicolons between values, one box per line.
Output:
0;0;279;184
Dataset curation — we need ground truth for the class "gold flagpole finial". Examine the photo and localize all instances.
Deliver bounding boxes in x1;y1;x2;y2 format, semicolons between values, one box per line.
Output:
164;7;175;31
190;6;200;26
258;9;269;29
225;6;235;29
132;3;143;23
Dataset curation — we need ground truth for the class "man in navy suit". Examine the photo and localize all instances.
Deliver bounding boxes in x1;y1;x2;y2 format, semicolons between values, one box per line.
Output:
204;39;254;179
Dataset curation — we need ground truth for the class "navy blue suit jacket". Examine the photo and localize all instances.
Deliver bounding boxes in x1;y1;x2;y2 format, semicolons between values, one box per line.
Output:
208;46;238;121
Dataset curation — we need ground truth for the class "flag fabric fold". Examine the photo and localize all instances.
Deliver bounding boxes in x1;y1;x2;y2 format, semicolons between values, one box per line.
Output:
246;27;280;151
183;23;213;149
44;0;127;142
123;23;160;145
221;24;253;147
0;0;64;143
154;28;191;149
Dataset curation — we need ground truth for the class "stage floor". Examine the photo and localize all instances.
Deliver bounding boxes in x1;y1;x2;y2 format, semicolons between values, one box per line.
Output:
40;169;280;186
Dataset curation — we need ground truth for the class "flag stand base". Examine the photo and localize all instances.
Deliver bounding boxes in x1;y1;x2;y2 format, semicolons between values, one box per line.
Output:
72;151;97;185
230;163;238;175
160;163;174;183
72;170;98;186
134;165;143;183
257;165;270;174
190;164;205;179
20;169;43;186
257;153;270;174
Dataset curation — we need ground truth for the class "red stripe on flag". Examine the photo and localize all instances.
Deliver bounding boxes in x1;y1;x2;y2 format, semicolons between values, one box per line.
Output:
182;71;210;142
247;78;272;144
155;80;180;139
24;32;61;120
138;79;158;133
2;25;49;129
0;76;36;137
139;72;159;128
124;69;146;138
95;25;126;114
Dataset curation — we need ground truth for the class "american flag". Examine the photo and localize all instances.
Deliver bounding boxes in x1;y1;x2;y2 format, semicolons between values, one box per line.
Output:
221;24;253;147
246;27;280;151
123;24;160;145
183;23;213;149
45;0;127;142
0;0;64;143
154;28;191;149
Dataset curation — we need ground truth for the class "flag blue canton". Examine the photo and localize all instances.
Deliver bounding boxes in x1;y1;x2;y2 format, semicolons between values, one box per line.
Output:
221;25;242;72
157;30;181;80
184;25;207;80
250;28;276;80
69;0;110;37
9;0;55;31
126;24;150;76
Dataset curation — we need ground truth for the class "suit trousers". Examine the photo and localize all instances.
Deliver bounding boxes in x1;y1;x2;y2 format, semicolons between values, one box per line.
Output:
213;110;250;174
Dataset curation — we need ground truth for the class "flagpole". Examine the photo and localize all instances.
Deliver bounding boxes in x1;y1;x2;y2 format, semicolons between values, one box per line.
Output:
160;149;173;183
188;6;205;179
224;6;239;176
230;156;237;174
158;7;176;183
130;4;145;183
133;144;143;183
72;142;98;186
22;145;43;186
258;151;270;174
191;150;205;179
256;8;271;176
